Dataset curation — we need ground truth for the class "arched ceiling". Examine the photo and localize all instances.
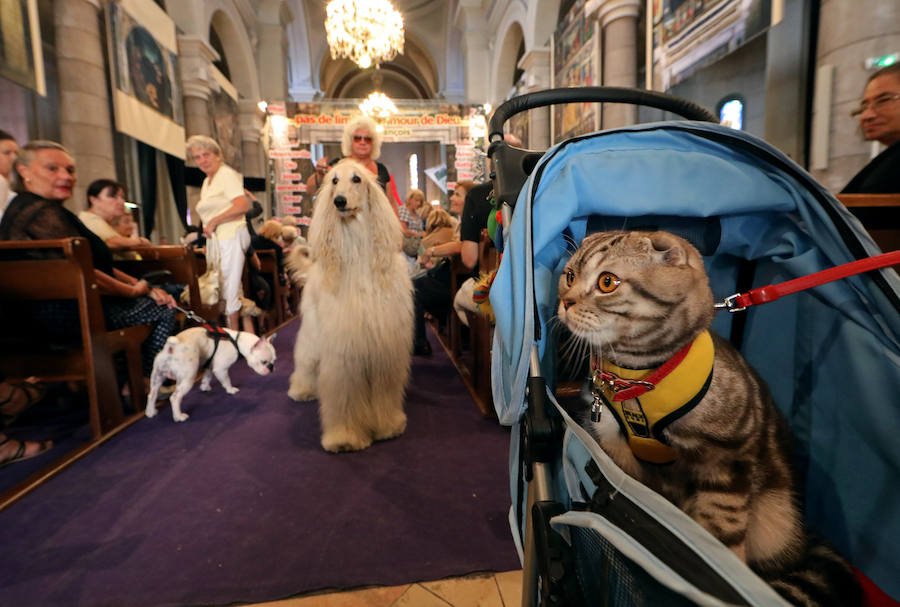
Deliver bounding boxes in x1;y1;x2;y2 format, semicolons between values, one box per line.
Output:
305;0;444;100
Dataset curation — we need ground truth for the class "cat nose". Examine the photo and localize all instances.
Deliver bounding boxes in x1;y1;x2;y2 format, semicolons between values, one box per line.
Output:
333;195;347;209
562;298;574;310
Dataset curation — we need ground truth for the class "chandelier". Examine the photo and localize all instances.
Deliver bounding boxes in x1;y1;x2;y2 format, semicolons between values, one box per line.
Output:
325;0;404;69
359;91;398;130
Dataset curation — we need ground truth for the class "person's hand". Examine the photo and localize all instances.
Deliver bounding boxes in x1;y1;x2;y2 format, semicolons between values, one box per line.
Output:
148;287;176;308
131;279;150;297
137;237;152;246
203;219;217;238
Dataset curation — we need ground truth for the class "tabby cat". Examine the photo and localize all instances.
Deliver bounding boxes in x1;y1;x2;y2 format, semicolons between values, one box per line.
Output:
557;230;860;606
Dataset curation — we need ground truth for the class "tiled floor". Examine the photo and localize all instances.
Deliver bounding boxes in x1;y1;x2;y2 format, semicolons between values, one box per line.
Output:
242;569;523;607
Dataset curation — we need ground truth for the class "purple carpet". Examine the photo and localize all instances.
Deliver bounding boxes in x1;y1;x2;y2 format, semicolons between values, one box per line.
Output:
0;319;519;607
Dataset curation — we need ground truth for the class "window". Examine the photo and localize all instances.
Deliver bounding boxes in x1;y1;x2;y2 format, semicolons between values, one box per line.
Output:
717;96;744;130
409;153;418;190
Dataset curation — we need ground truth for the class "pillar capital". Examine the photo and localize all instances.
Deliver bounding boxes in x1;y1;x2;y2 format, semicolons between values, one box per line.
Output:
585;0;642;27
178;36;219;100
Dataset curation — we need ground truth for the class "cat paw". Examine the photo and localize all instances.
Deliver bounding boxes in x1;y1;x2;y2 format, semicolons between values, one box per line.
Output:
321;428;372;453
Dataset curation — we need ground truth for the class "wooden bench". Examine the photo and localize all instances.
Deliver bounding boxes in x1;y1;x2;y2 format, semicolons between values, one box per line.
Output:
462;230;500;418
836;194;900;260
114;245;223;325
0;237;151;509
256;249;292;326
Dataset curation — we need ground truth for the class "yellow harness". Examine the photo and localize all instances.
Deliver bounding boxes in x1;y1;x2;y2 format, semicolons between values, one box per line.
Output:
591;331;714;464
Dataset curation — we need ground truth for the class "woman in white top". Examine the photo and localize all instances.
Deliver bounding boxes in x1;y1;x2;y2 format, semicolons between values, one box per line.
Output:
187;135;250;330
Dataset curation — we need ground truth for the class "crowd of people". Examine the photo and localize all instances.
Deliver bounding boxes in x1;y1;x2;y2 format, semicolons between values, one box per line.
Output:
1;65;895;469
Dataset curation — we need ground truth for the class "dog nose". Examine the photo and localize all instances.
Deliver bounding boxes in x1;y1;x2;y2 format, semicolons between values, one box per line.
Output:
266;362;274;372
333;195;347;209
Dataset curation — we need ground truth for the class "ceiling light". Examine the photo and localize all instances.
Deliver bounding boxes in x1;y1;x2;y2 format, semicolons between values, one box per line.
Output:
325;0;404;69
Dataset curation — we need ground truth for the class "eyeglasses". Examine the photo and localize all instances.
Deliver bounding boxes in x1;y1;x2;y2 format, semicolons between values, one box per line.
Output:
850;93;900;118
353;135;373;143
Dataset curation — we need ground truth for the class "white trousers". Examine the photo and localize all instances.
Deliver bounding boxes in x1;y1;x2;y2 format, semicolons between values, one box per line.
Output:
207;226;250;315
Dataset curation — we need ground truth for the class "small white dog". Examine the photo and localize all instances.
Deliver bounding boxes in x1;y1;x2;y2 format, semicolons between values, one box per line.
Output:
146;326;277;422
288;159;414;452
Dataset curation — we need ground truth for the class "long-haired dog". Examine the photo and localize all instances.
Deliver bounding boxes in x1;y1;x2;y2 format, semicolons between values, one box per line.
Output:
288;160;414;452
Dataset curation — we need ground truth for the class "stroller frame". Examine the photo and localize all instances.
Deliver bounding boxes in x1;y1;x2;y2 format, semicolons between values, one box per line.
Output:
486;88;900;606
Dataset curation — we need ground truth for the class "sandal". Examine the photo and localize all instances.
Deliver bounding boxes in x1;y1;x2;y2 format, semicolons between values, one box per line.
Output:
0;378;49;425
0;436;53;469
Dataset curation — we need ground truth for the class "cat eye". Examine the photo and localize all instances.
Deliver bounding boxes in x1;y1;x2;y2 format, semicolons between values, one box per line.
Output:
565;269;575;287
597;272;621;293
352;174;361;183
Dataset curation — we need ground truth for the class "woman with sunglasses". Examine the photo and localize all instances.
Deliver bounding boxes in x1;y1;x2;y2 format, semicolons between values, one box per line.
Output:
307;115;393;198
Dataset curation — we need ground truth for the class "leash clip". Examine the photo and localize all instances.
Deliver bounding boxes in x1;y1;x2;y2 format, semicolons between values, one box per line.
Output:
714;293;746;313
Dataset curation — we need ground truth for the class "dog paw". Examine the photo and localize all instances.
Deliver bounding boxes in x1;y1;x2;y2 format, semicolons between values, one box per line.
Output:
287;384;316;402
200;384;212;392
321;429;372;453
373;413;407;441
173;412;189;422
225;386;239;395
145;405;158;418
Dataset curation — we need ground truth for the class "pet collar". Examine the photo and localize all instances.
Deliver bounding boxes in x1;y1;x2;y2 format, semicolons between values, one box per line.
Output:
590;330;714;464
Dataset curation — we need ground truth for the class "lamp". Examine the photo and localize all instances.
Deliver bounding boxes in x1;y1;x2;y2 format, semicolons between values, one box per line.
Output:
359;91;398;124
325;0;404;69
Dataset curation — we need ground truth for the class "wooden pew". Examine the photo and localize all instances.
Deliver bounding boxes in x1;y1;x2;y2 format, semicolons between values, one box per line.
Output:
256;249;292;326
462;230;500;418
836;194;900;259
114;245;224;324
0;238;151;509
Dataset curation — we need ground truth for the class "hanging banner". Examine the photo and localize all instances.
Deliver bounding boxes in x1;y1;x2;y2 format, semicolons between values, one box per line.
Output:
424;165;448;193
106;0;185;158
0;0;46;95
648;0;775;90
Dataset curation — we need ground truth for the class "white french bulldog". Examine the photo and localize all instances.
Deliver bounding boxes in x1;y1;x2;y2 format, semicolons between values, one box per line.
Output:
146;326;277;422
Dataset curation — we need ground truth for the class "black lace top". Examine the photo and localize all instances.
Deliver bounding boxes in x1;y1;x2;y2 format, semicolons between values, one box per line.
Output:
0;192;114;273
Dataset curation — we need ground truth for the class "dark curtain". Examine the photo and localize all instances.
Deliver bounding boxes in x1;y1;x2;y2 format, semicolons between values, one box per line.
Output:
137;141;158;235
137;141;190;235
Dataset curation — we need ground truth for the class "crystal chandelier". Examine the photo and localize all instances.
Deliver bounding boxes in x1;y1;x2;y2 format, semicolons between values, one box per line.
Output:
359;91;399;130
325;0;404;69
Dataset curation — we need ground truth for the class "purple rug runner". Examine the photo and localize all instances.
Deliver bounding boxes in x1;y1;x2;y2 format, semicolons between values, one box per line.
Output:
0;319;519;607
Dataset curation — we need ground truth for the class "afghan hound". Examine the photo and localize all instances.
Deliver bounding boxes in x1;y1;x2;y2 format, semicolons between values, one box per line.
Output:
288;160;414;452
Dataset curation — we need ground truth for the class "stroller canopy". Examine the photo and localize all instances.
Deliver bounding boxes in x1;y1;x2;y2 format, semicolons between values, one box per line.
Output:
490;122;900;595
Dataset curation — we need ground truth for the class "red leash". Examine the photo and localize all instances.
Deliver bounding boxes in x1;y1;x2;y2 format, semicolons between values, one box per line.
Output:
716;250;900;312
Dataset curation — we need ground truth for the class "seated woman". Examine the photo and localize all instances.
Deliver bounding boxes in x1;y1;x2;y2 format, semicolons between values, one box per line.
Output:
0;140;176;381
411;180;473;355
78;179;151;255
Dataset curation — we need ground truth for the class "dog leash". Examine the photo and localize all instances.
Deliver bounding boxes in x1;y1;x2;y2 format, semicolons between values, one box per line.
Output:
173;305;209;325
716;249;900;312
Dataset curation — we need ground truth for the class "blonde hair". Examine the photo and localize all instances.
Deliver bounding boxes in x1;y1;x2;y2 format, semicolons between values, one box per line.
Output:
281;225;298;243
259;219;283;240
281;215;297;227
341;115;382;160
12;140;73;194
186;135;222;159
405;188;425;208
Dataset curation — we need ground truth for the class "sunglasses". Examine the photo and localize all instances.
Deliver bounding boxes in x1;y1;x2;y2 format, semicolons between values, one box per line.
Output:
353;135;373;143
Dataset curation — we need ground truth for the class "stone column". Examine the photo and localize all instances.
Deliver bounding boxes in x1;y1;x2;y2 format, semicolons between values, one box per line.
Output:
810;0;900;192
178;36;218;138
593;0;642;129
256;4;293;103
54;0;115;212
455;1;490;104
518;48;552;150
239;99;264;178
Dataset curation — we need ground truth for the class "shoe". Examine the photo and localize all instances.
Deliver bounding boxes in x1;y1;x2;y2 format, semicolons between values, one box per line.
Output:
413;341;432;356
0;378;48;425
0;436;53;469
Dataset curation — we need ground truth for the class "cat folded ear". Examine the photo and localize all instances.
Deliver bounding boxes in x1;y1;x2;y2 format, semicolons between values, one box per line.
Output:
649;232;687;266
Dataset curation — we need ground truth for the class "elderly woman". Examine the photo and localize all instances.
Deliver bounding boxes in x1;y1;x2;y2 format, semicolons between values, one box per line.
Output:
187;135;250;331
0;140;176;378
306;116;393;199
411;180;474;355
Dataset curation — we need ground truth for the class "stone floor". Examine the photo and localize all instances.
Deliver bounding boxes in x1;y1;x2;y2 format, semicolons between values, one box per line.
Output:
242;569;523;607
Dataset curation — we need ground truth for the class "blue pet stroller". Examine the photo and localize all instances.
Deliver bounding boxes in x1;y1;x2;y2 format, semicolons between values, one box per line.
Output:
486;88;900;606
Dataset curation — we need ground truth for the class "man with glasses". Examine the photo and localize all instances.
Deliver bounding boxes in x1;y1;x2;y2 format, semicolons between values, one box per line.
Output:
842;64;900;193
